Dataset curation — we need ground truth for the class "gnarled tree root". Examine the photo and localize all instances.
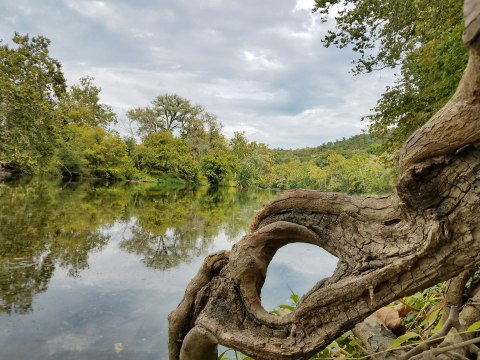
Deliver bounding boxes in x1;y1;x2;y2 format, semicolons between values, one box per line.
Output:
169;1;480;359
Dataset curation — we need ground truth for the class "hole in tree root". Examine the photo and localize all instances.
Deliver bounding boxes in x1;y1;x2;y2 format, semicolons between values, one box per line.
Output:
383;218;401;226
260;243;338;314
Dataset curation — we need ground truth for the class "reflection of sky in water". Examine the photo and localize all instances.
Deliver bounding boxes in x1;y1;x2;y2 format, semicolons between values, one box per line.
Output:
0;202;338;360
261;244;338;310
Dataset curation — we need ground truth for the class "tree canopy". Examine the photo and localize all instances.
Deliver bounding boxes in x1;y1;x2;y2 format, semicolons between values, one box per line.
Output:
59;76;116;128
0;32;394;192
127;93;209;139
0;34;129;178
314;0;469;150
0;33;66;173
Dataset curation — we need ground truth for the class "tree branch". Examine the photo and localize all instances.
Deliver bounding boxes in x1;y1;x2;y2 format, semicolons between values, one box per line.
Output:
400;306;459;360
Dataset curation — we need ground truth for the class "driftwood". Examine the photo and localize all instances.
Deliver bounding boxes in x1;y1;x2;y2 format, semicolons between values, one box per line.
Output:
169;1;480;359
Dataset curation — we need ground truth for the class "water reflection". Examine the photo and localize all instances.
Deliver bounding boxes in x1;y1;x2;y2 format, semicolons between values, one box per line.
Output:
0;178;114;314
0;178;339;360
0;178;273;315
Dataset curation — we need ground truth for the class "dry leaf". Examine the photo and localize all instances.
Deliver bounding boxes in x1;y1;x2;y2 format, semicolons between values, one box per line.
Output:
374;307;402;333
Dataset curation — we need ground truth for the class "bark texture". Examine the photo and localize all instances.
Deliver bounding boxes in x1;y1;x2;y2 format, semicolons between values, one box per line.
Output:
169;1;480;359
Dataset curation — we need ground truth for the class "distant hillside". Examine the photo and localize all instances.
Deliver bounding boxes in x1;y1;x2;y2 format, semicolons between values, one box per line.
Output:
274;133;381;165
265;133;393;194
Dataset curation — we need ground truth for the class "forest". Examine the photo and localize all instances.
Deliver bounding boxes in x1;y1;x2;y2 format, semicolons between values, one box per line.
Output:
0;0;469;194
0;33;395;194
1;0;468;195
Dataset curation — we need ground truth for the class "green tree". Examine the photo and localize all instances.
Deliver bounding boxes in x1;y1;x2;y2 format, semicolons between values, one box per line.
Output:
0;33;66;173
235;145;273;189
127;93;227;159
137;130;197;181
314;0;468;150
229;132;274;188
229;132;252;160
127;93;202;138
59;76;116;128
58;124;136;179
200;150;236;187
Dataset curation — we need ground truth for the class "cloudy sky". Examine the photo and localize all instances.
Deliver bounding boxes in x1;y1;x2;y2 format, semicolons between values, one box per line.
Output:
0;0;394;149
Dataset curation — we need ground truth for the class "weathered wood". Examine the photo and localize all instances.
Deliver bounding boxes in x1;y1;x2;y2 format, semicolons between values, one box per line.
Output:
169;1;480;359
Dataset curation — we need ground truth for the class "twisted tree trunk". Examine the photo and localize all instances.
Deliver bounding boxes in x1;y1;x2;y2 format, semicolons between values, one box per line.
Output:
169;1;480;359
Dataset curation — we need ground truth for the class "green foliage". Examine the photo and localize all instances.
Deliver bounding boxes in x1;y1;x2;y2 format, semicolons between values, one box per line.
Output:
136;131;198;181
59;124;136;179
0;33;395;189
467;321;480;333
0;33;128;179
127;93;203;136
227;132;395;193
387;332;420;350
311;331;366;359
368;23;468;150
270;291;299;315
59;76;116;128
230;132;274;189
126;94;237;185
399;283;446;339
267;152;394;194
0;33;66;173
314;0;468;151
274;134;379;164
201;150;237;186
126;93;227;158
266;134;394;194
313;0;463;75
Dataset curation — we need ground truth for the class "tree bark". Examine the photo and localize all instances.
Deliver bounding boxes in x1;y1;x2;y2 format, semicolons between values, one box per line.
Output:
169;1;480;359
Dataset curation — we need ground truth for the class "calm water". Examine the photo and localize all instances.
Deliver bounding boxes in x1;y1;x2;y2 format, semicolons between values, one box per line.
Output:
0;178;338;359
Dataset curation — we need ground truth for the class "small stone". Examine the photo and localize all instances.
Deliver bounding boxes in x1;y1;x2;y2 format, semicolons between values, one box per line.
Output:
114;342;123;353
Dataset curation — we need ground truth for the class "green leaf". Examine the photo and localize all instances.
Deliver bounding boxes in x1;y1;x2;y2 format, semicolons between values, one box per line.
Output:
431;311;444;334
290;292;299;304
467;320;480;332
387;332;420;350
420;308;440;327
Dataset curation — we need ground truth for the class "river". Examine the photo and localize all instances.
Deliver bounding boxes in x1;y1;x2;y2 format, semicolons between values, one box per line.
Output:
0;177;338;359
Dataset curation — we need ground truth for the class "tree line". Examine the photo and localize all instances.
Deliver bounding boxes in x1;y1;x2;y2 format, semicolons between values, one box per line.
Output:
0;32;394;193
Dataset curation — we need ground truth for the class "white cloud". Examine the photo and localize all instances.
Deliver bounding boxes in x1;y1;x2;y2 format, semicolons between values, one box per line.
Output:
295;0;315;11
243;50;284;70
129;28;154;39
65;0;115;21
205;77;285;101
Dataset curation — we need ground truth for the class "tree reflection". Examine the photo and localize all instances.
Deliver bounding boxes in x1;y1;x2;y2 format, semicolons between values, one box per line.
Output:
120;226;207;270
0;178;275;314
0;178;123;314
119;186;275;270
